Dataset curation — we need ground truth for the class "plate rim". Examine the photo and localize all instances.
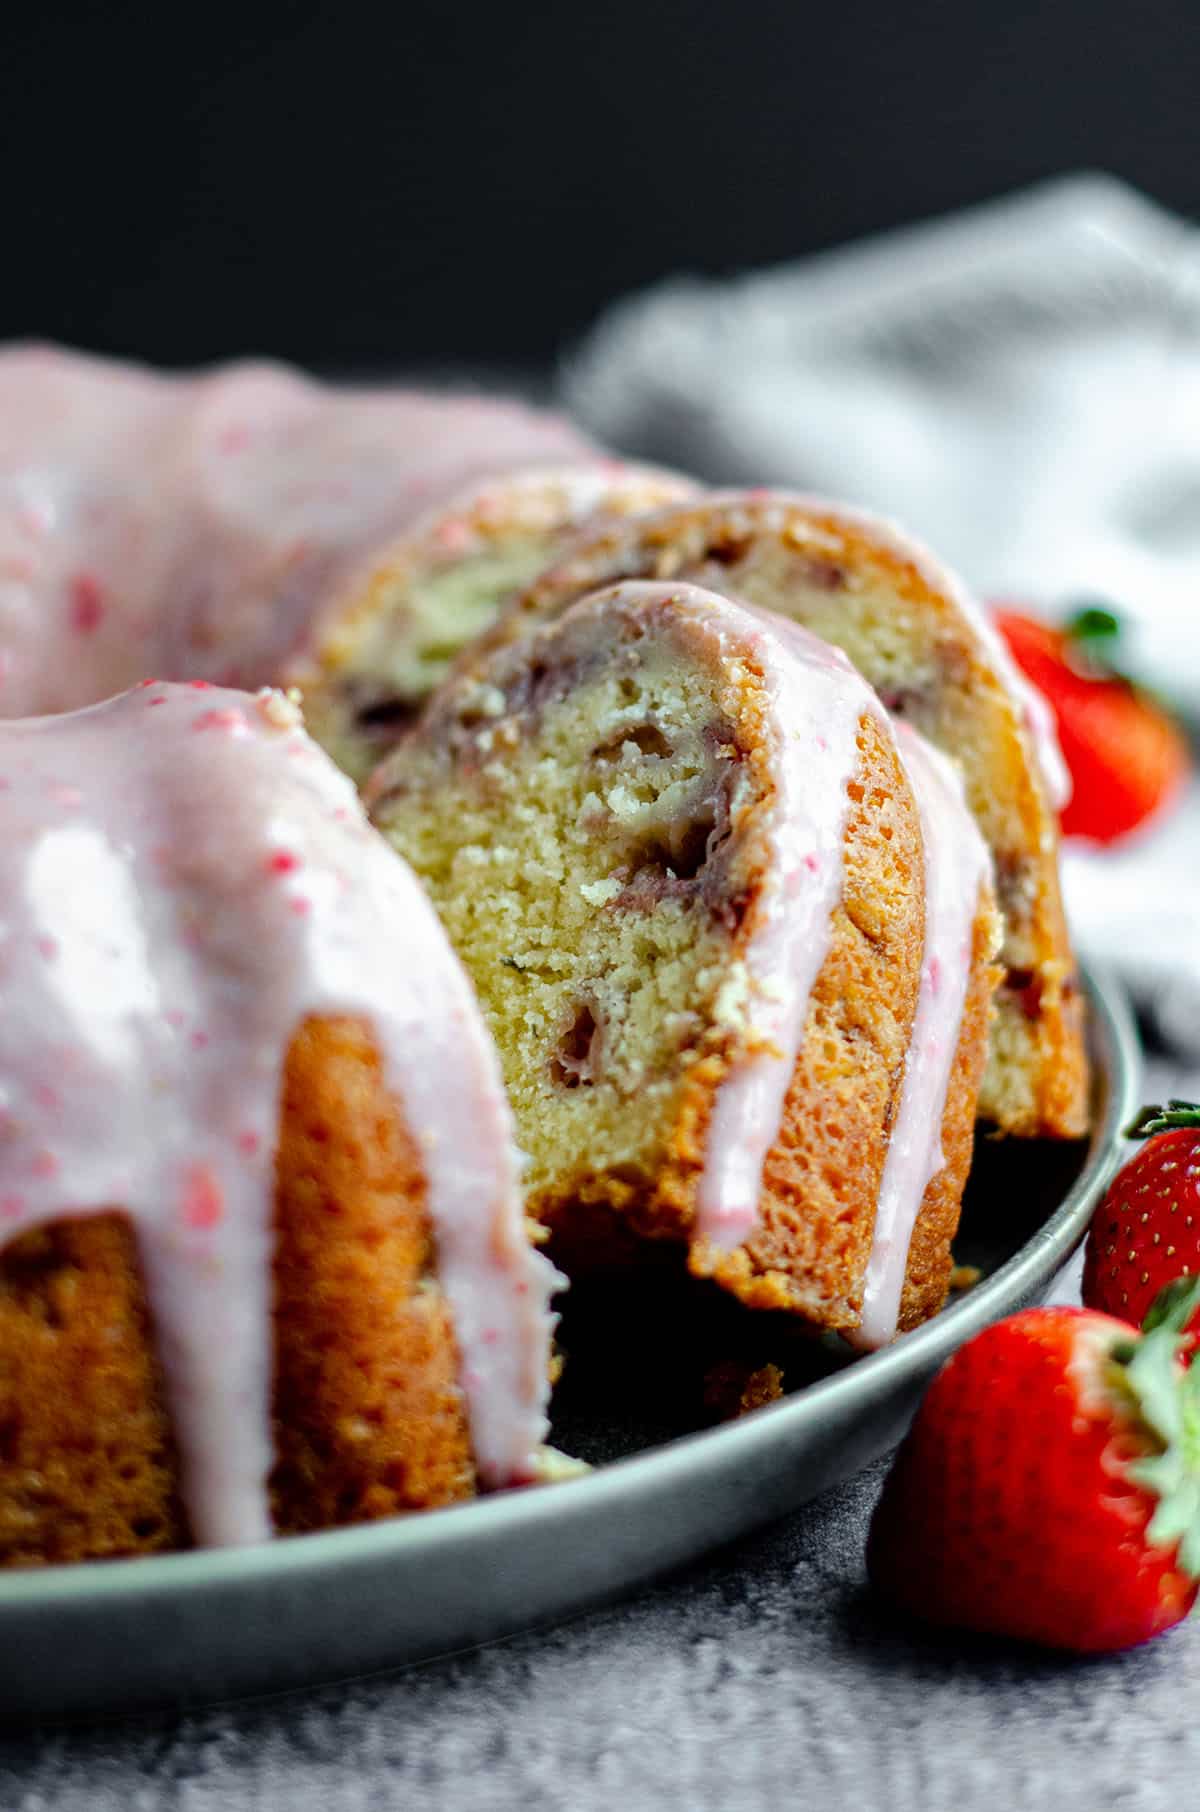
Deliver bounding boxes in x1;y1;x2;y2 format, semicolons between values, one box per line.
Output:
0;963;1140;1619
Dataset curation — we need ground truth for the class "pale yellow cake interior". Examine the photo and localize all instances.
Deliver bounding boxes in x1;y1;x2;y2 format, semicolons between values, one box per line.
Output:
598;528;1056;1133
308;540;560;782
348;543;554;709
378;627;771;1213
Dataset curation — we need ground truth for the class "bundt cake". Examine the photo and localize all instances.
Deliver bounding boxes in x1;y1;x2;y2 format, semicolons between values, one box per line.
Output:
454;492;1085;1140
291;462;696;783
0;343;591;717
368;580;1001;1343
0;679;558;1567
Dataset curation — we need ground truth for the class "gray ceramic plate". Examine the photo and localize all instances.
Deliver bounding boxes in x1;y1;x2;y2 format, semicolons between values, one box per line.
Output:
1;967;1138;1721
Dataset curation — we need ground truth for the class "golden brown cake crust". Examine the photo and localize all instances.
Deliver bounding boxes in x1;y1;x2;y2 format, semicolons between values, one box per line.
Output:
0;1016;475;1569
532;714;950;1337
896;893;1002;1332
269;1018;475;1531
466;495;1086;1140
0;1214;189;1567
686;713;927;1329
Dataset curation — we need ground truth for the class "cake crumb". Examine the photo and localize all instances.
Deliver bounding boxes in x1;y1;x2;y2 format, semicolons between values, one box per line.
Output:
712;963;750;1028
531;1444;590;1484
580;876;622;907
256;687;304;731
703;1360;785;1422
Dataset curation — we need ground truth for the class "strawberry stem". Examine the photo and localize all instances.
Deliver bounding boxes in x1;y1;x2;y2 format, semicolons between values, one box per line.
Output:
1065;602;1124;678
1144;1276;1200;1336
1066;603;1122;647
1125;1100;1200;1140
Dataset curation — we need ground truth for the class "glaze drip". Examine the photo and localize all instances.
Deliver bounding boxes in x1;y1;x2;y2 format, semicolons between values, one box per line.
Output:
0;681;557;1544
856;723;993;1347
687;600;878;1250
684;596;988;1344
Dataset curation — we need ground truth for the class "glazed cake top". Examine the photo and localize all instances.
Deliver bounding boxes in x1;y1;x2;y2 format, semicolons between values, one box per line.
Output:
0;343;592;716
0;677;558;1544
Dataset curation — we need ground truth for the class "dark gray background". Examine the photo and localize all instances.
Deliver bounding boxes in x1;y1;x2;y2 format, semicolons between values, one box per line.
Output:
3;0;1197;370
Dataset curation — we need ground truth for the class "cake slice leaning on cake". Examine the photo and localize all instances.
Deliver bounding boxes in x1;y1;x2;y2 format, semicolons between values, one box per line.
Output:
448;493;1086;1140
368;580;1001;1345
0;681;559;1567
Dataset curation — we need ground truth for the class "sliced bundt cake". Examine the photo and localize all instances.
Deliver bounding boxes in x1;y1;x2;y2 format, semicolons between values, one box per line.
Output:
0;681;558;1566
369;580;1000;1342
451;493;1084;1139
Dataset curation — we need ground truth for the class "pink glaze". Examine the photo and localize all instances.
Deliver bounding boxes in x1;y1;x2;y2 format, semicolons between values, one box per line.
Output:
854;724;993;1348
595;586;884;1252
0;681;558;1545
432;461;697;543
610;586;985;1349
0;344;592;717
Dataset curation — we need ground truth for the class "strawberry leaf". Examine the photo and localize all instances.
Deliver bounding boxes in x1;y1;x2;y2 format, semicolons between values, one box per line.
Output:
1117;1280;1200;1577
1067;603;1122;646
1144;1275;1200;1336
1143;1470;1200;1573
1125;1101;1200;1141
1124;1332;1184;1449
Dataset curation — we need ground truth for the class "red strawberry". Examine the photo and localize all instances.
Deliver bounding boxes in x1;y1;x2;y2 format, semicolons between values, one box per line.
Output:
867;1281;1200;1652
1083;1101;1200;1352
995;605;1189;845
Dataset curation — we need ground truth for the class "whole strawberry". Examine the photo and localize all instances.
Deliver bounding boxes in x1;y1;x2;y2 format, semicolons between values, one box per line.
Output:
867;1281;1200;1652
995;604;1189;845
1083;1101;1200;1349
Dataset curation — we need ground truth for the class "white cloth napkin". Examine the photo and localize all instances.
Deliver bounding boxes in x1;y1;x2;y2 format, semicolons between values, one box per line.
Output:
564;174;1200;1058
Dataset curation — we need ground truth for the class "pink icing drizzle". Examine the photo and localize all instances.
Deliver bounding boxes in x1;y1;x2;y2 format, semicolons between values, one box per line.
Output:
627;587;985;1351
609;587;884;1251
854;724;992;1348
0;682;558;1545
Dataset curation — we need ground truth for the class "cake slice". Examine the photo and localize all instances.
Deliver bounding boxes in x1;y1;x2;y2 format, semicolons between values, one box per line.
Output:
370;580;1000;1341
457;493;1085;1138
